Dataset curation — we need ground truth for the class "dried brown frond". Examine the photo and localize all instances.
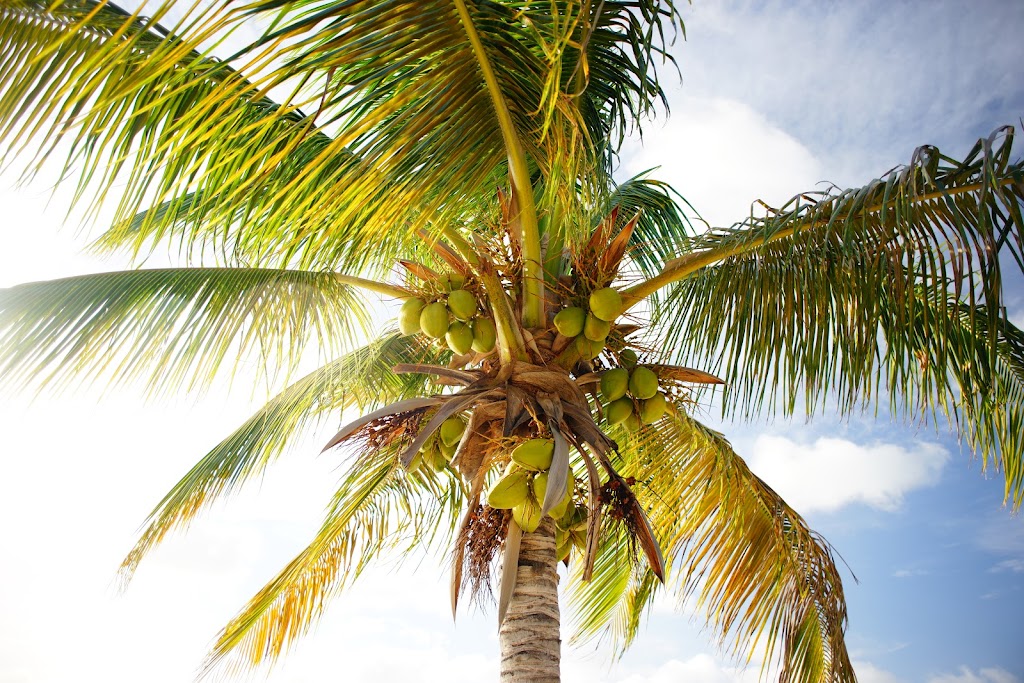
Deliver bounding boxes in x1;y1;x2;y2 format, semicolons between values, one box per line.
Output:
349;407;432;453
455;503;510;606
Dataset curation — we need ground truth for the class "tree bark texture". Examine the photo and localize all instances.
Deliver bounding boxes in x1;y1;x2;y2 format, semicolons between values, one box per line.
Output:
499;517;560;682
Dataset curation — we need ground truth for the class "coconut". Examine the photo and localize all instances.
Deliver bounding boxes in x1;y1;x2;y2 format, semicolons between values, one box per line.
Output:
575;335;603;360
600;368;629;402
619;348;638;368
424;445;448;472
628;366;659;400
486;468;530;509
471;317;497;353
445;321;474;355
606;396;634;426
439;439;457;461
589;287;622;322
532;471;573;519
583;313;611;342
439;272;466;291
553;306;586;337
446;288;477;321
439;416;466;447
513;498;542;533
419;301;450;339
640;392;667;424
511;438;554;471
398;298;426;336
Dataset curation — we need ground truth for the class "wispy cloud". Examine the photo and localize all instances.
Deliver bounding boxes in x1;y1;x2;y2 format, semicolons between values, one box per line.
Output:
989;559;1024;574
928;666;1022;683
892;569;928;579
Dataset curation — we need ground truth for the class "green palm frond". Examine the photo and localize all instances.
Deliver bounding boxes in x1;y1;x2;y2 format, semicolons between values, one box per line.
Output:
0;267;371;395
201;435;465;676
607;173;697;278
571;1;682;156
564;412;852;683
885;294;1024;506
649;414;851;683
118;333;441;584
1;1;685;274
642;127;1024;500
565;521;659;650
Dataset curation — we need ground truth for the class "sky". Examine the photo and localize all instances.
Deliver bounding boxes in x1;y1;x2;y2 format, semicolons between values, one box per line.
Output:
1;1;1024;682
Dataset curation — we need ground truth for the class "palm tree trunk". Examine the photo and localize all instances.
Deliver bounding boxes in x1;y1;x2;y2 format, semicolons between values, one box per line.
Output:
499;517;560;682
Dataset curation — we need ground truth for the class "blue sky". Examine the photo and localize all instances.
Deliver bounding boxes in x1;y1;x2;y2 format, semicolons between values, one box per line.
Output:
1;1;1023;682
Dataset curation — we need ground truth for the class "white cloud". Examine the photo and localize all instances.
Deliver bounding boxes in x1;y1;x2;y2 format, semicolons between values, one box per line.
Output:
855;661;905;683
989;559;1024;574
622;96;822;229
892;569;928;579
611;654;761;683
928;667;1022;683
746;435;949;514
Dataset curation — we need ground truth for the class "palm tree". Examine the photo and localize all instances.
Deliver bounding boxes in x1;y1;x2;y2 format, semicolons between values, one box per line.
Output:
1;1;1022;681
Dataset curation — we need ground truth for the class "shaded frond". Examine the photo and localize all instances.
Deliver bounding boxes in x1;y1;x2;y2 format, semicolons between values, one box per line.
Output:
118;333;440;583
201;435;465;676
0;267;369;395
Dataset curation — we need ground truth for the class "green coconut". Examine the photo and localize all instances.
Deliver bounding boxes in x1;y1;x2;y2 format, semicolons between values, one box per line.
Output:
589;287;622;322
533;471;572;519
439;416;466;447
553;306;586;338
439;439;458;461
624;412;641;432
513;497;543;533
640;392;667;424
424;445;448;472
487;468;530;509
575;335;604;360
584;313;611;342
606;396;634;426
398;298;426;336
511;438;554;471
446;321;474;355
406;449;424;474
628;366;659;400
471;317;497;353
439;272;466;292
619;348;638;368
420;302;450;339
600;368;629;402
446;288;477;321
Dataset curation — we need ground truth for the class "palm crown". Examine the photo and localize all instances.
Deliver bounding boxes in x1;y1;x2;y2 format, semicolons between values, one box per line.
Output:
1;1;1023;682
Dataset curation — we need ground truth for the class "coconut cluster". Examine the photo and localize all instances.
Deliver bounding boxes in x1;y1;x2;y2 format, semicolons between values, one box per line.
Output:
600;358;668;430
398;275;497;355
552;286;622;360
408;415;465;476
485;436;589;561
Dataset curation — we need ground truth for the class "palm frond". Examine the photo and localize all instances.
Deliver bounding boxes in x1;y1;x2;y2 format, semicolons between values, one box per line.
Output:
644;127;1024;501
608;173;697;279
118;333;441;584
641;414;853;683
571;0;683;157
201;433;465;676
565;523;657;650
885;294;1024;507
0;267;370;395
